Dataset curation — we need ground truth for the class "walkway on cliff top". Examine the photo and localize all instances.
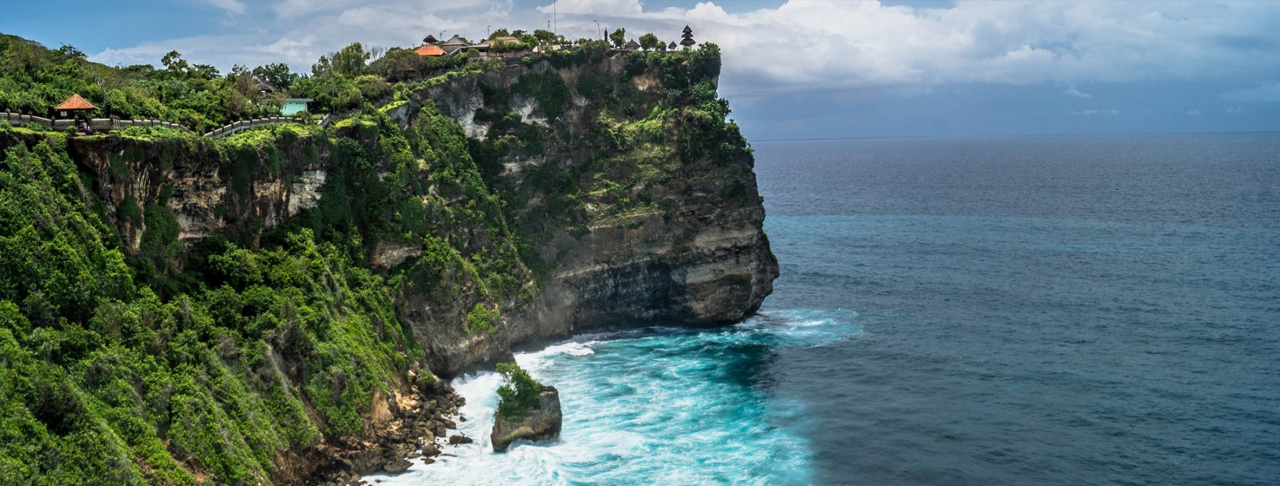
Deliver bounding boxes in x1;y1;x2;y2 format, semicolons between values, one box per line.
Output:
3;45;682;140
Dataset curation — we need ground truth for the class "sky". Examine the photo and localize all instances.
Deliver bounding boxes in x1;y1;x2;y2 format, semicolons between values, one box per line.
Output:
4;0;1280;140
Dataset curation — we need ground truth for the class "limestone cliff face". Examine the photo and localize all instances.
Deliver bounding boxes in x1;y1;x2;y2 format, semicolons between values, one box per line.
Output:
61;130;328;254
399;53;778;374
35;48;776;378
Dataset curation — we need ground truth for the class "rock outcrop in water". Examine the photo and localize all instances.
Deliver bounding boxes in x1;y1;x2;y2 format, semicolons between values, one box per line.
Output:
491;386;563;452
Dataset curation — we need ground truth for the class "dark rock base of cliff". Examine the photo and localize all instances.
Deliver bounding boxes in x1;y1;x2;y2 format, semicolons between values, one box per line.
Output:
298;378;471;486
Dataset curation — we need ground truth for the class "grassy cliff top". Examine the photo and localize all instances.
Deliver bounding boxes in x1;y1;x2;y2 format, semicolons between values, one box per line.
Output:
1;32;720;134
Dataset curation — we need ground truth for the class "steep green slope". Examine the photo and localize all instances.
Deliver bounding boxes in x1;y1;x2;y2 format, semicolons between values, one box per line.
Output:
0;36;774;485
0;133;418;485
0;94;546;484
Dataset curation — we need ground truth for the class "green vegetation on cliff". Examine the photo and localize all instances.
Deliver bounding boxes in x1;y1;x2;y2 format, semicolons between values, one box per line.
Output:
0;135;414;484
0;34;282;131
0;99;536;485
0;29;760;485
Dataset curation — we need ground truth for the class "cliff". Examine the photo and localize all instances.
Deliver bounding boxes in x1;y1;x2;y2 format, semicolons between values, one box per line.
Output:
399;47;777;374
0;44;775;485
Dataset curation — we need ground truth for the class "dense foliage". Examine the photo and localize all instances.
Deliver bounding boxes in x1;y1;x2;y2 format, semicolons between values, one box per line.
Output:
0;34;474;132
494;363;542;420
0;29;742;485
0;97;537;483
0;34;281;131
0;130;419;485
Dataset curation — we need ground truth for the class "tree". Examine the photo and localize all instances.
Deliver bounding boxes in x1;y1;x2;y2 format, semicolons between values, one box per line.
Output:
160;51;188;74
639;33;661;51
367;45;386;63
190;64;220;80
57;44;86;61
533;29;558;44
252;63;297;90
331;42;370;78
228;65;255;96
370;47;423;81
495;363;542;420
222;65;256;118
312;55;332;77
489;28;511;39
609;28;626;49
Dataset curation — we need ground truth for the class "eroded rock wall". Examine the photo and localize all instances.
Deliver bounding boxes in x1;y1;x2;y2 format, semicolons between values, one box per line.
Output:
398;54;777;373
34;50;776;378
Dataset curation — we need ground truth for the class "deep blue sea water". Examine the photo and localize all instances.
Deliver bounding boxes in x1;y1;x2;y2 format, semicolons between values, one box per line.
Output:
369;134;1280;485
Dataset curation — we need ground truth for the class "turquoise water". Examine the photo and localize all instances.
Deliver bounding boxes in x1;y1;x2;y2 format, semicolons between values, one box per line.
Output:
370;134;1280;485
367;310;859;485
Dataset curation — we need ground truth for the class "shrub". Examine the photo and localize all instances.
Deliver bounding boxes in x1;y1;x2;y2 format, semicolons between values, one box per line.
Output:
465;303;499;335
495;362;542;420
355;75;391;101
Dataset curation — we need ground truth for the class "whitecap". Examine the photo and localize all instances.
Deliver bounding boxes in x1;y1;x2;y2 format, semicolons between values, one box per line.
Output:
363;310;868;485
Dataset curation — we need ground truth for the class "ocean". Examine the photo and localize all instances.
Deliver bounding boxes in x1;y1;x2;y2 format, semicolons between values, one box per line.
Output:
367;134;1280;485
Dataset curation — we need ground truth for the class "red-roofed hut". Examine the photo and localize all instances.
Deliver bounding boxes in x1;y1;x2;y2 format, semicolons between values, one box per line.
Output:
55;94;97;119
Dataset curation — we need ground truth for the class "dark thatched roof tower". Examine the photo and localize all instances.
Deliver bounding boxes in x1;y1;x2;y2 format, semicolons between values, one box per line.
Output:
680;25;695;47
423;34;438;44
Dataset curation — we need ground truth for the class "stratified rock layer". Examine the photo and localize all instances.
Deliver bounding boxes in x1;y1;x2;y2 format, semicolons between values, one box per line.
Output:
402;58;779;376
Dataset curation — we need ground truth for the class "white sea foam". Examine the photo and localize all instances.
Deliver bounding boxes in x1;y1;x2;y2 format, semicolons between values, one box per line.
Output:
365;309;860;485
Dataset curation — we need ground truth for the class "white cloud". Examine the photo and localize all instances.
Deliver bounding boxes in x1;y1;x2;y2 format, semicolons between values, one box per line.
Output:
538;0;643;16
537;0;1280;96
89;0;1280;100
1187;109;1201;115
1064;84;1092;99
91;1;502;71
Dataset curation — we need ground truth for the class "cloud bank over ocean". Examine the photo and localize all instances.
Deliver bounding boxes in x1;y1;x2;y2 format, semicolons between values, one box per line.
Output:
6;0;1277;137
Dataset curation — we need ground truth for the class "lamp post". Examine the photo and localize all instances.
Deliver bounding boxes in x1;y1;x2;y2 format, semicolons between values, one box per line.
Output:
594;20;601;40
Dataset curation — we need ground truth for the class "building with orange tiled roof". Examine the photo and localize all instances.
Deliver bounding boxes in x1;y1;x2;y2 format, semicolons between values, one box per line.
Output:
54;94;97;118
415;45;446;56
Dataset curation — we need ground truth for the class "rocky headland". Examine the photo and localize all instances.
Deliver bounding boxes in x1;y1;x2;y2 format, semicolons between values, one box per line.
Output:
0;41;773;486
